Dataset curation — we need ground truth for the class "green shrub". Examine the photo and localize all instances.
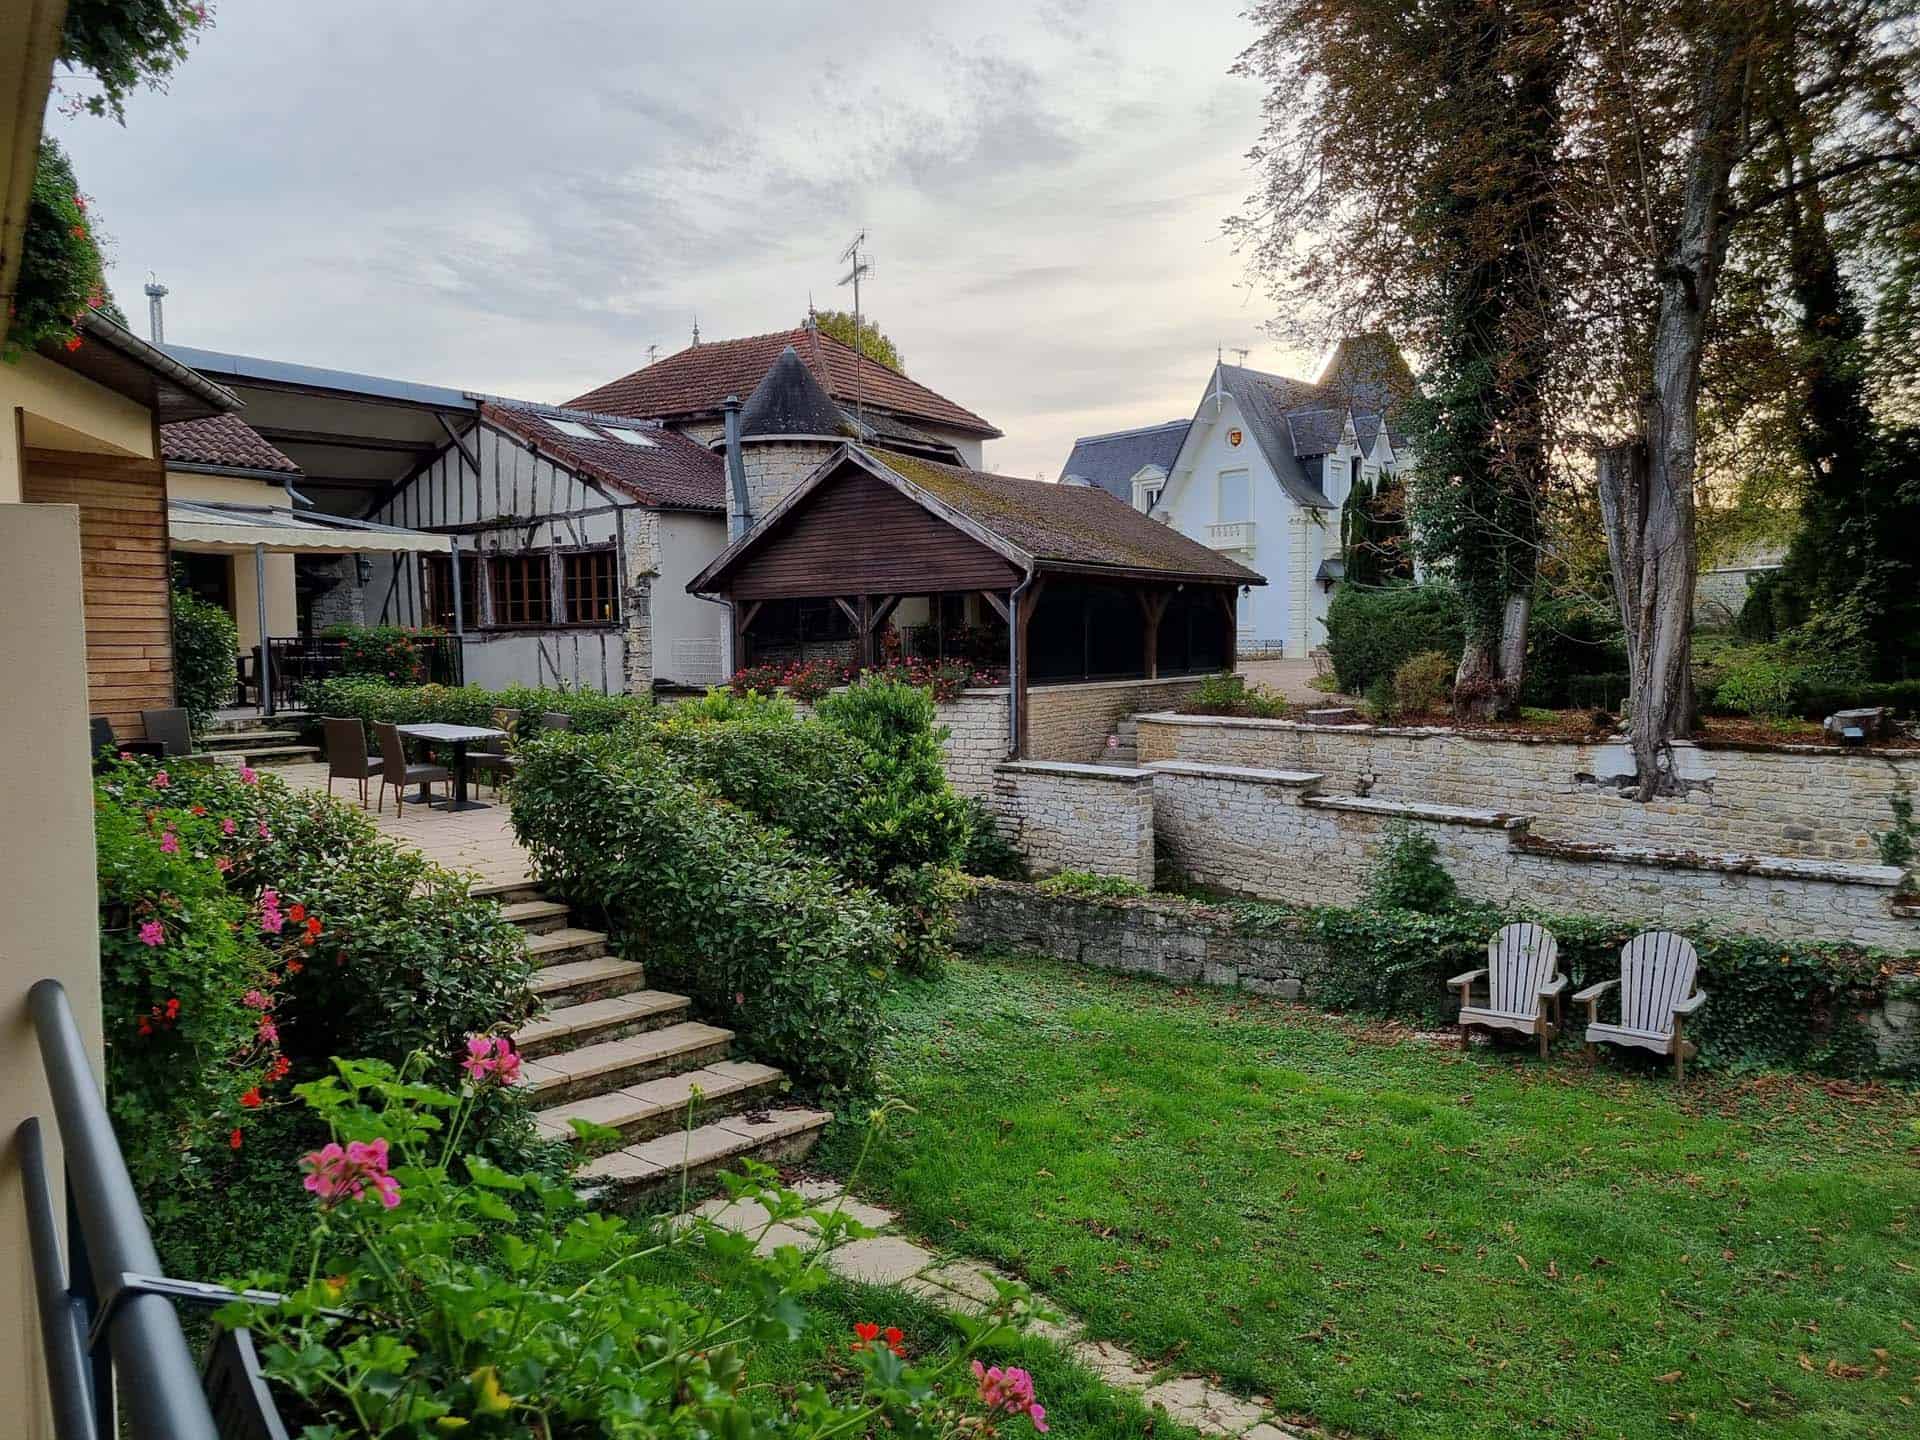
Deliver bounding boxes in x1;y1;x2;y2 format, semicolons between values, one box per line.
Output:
665;685;799;728
510;733;899;1100
1037;870;1148;900
170;585;237;735
1713;654;1802;719
1363;821;1458;914
1877;787;1916;869
957;796;1029;881
1324;583;1465;695
321;623;443;683
1391;649;1455;718
1363;674;1397;722
7;140;116;356
302;678;652;740
1180;672;1291;718
1519;594;1628;707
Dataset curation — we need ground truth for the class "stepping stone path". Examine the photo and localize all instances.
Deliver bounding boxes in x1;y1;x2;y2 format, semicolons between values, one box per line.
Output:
483;879;832;1198
693;1180;1317;1440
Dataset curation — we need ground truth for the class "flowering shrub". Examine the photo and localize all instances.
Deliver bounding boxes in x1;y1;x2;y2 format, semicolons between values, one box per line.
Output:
302;677;653;740
218;1058;1052;1437
7;140;117;357
320;624;444;684
511;733;898;1099
727;657;1001;706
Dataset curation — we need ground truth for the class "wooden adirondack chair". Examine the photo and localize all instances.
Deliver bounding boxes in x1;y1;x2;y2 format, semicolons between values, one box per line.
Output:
1572;931;1707;1081
1448;923;1567;1059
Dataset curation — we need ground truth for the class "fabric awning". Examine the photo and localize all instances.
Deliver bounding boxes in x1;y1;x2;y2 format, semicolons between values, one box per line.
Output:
168;500;451;555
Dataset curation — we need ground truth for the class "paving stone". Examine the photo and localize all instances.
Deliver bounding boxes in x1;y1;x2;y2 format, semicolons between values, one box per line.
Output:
1142;1377;1267;1437
1070;1339;1157;1391
796;1197;896;1233
825;1236;937;1286
918;1260;1004;1306
1244;1424;1310;1440
692;1196;775;1232
792;1178;843;1202
754;1222;819;1257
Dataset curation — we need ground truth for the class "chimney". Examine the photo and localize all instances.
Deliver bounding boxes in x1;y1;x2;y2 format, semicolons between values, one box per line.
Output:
722;394;751;540
144;277;169;344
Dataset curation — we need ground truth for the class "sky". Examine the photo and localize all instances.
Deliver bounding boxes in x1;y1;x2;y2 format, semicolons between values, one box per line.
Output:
52;0;1321;480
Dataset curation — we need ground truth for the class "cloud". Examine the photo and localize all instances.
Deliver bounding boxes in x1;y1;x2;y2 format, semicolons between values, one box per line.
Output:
52;0;1308;476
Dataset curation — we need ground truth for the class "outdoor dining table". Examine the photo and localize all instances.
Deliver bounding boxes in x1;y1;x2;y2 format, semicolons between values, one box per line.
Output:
394;722;507;813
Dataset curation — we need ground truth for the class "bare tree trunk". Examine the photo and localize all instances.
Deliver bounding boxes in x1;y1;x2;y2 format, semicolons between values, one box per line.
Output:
1454;593;1533;721
1596;441;1696;797
1597;21;1749;798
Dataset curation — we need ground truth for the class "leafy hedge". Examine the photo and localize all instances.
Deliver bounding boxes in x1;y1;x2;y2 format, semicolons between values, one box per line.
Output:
510;733;900;1100
320;623;443;683
171;585;237;734
1325;584;1466;695
301;678;652;740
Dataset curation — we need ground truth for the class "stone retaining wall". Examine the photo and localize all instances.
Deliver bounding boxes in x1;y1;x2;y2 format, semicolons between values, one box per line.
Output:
934;689;1011;799
988;761;1155;887
1146;761;1920;950
1135;714;1920;863
1025;677;1212;763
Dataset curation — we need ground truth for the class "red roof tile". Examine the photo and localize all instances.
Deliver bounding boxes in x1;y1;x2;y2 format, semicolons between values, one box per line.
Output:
160;414;300;474
568;325;1001;438
480;401;724;512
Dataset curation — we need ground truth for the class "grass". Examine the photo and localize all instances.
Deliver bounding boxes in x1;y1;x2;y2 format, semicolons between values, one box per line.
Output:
821;952;1920;1440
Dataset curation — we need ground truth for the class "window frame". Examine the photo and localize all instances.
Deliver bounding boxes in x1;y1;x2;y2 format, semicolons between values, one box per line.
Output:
562;547;621;626
485;552;554;628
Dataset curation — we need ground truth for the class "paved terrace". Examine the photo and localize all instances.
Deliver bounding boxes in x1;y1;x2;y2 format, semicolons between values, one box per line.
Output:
278;762;537;893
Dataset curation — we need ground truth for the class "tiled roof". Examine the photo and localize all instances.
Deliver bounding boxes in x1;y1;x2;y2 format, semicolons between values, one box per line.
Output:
568;324;1001;438
1058;419;1190;502
873;448;1263;584
479;399;724;512
160;413;301;474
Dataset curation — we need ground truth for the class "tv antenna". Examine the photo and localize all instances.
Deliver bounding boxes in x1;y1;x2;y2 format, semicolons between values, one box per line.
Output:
645;344;659;366
838;230;873;420
1232;347;1251;366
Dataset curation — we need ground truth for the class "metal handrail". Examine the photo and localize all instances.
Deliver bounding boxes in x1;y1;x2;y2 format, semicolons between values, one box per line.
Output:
18;978;220;1440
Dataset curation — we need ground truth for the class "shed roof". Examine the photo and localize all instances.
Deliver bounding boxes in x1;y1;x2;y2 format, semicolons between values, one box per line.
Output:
480;398;724;512
569;323;1001;438
161;414;301;475
691;444;1264;594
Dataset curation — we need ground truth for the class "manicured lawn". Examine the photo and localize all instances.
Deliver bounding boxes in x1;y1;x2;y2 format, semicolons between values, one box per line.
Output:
826;952;1920;1439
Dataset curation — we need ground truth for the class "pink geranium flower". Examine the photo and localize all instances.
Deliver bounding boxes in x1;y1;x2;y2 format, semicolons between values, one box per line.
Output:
460;1034;522;1085
299;1138;401;1210
137;919;164;947
239;766;259;785
159;830;179;854
242;989;270;1011
221;817;237;836
149;770;169;789
974;1362;1047;1433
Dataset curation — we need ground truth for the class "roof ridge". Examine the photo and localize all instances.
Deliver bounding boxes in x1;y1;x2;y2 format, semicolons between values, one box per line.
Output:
1070;419;1192;445
483;395;669;430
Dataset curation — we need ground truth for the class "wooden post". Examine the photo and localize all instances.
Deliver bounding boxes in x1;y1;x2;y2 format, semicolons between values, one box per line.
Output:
1012;574;1046;758
1215;587;1239;671
1135;587;1171;679
732;598;761;671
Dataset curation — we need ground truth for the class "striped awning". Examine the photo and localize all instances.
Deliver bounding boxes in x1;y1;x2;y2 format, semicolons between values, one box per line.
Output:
168;500;450;555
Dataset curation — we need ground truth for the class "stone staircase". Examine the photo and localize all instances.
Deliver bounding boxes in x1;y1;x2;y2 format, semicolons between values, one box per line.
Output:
194;726;322;768
478;881;831;1201
1096;716;1141;765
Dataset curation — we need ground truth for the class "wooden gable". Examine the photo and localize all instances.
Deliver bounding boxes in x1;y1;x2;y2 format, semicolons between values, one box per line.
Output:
726;466;1020;600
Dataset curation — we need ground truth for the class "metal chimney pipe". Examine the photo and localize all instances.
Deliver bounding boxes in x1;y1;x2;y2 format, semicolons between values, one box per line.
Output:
143;279;168;344
722;394;751;540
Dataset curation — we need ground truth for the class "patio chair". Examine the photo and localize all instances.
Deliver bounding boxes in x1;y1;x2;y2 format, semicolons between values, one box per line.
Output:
373;722;449;818
1448;922;1567;1060
90;715;163;764
1573;931;1707;1082
139;707;195;758
323;717;384;809
467;709;523;794
540;710;573;731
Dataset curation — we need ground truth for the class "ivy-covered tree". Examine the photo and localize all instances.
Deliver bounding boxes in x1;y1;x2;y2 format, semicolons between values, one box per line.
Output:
812;309;905;372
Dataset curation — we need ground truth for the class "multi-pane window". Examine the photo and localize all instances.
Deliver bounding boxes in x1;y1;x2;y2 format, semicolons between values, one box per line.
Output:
420;553;478;630
564;549;620;624
488;554;552;627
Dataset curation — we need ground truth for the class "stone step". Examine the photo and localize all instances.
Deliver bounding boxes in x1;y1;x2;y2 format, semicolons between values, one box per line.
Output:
525;926;609;966
513;989;691;1059
530;956;651;1009
472;878;548;905
501;898;571;934
199;729;302;749
514;1021;735;1106
578;1106;831;1204
534;1059;787;1146
199;744;322;767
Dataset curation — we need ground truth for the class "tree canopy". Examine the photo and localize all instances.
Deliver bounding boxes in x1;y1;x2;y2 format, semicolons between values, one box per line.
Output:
813;310;905;373
58;0;212;122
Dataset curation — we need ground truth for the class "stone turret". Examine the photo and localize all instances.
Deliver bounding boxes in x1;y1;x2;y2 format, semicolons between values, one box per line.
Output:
723;344;854;533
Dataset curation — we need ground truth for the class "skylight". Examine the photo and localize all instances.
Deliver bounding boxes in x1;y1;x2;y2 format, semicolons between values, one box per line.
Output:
541;417;602;441
603;427;658;447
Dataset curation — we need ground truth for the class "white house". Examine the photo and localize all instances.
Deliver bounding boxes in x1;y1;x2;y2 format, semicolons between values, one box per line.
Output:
1061;336;1414;657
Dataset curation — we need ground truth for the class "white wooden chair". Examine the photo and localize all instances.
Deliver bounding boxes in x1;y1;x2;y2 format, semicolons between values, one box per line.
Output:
1448;923;1567;1059
1573;931;1707;1081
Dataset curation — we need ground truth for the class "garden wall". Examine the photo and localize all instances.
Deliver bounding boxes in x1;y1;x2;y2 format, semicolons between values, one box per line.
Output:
1147;761;1920;950
1025;676;1211;763
988;761;1155;887
932;689;1011;799
1135;714;1920;863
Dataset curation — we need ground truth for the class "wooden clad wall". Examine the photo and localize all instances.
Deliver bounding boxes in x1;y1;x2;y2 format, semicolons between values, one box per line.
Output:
730;470;1019;600
21;447;174;737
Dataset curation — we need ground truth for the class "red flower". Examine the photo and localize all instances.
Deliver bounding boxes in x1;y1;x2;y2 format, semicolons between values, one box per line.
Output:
306;916;323;939
267;1055;292;1082
137;1017;153;1037
164;997;180;1020
190;805;206;817
240;1087;262;1108
285;958;303;975
851;1321;881;1351
229;1128;243;1150
287;903;306;923
64;335;82;352
885;1326;906;1356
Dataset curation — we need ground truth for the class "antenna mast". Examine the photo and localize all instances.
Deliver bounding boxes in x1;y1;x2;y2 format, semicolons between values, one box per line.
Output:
838;230;872;422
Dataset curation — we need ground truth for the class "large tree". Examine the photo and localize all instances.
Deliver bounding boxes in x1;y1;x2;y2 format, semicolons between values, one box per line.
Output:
1235;0;1570;720
812;309;905;372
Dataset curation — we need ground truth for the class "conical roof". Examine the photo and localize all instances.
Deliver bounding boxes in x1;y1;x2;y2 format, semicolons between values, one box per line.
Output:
737;344;851;440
